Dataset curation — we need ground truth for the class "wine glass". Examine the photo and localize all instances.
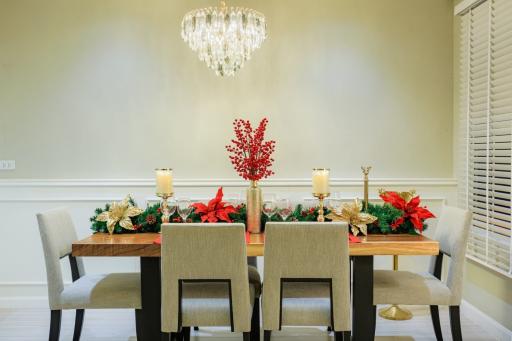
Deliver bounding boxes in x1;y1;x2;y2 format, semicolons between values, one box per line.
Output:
262;200;277;219
166;197;177;216
277;198;293;222
177;198;193;222
224;193;241;208
303;198;317;210
328;192;342;211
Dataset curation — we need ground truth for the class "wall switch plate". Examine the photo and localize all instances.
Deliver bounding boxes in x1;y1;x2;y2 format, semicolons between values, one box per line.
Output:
0;160;15;170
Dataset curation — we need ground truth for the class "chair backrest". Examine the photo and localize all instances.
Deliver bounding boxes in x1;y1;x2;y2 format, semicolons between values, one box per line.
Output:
428;205;472;304
160;223;251;333
37;208;85;309
262;222;350;331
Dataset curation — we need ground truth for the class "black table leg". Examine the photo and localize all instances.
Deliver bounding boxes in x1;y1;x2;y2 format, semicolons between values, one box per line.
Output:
247;256;257;268
352;256;375;341
140;257;161;341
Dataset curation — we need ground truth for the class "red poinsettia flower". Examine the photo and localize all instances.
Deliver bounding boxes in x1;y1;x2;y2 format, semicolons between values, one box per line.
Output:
380;191;435;232
191;187;237;223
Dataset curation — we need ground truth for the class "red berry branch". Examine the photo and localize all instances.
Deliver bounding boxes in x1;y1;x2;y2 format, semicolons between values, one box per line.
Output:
225;118;276;181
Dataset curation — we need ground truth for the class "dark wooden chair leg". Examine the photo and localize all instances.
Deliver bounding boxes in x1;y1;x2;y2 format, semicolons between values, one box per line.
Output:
161;332;170;341
72;309;84;341
264;330;271;341
135;309;143;341
251;297;260;341
243;331;251;341
430;305;443;341
449;306;462;341
342;331;351;341
181;327;190;341
49;310;62;341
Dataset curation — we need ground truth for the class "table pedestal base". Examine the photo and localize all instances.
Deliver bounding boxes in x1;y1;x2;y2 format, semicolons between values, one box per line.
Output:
352;256;376;341
140;257;161;341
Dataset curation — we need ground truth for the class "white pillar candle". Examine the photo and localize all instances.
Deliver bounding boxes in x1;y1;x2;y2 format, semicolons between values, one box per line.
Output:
155;169;173;195
312;168;330;195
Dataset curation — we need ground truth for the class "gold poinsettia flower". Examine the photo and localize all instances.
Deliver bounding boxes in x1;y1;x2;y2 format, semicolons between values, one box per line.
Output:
96;196;143;234
325;199;377;236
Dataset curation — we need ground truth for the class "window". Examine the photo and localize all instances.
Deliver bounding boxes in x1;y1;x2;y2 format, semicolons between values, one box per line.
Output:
457;0;512;276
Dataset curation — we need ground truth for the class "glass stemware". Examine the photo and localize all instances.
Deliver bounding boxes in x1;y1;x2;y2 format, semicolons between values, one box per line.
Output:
224;193;241;208
303;198;317;211
277;198;293;222
166;198;177;216
262;200;277;219
177;198;193;221
328;192;343;211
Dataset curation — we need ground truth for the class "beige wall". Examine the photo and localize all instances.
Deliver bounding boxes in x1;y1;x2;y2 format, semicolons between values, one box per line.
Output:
452;1;512;331
0;0;454;180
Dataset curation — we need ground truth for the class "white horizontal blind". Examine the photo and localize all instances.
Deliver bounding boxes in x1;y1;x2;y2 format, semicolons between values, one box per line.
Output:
458;0;512;277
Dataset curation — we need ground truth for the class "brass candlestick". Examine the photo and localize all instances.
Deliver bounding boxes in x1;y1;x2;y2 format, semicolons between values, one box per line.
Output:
361;166;371;212
378;255;413;320
157;193;173;223
314;193;330;222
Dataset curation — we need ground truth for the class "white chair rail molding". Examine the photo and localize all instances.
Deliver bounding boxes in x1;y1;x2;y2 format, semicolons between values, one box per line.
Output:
0;0;511;340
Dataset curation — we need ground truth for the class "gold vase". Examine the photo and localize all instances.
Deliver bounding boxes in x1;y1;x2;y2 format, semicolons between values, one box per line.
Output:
246;180;262;234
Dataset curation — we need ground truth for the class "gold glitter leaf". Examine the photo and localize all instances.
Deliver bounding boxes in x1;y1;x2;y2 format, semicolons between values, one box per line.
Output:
326;199;377;236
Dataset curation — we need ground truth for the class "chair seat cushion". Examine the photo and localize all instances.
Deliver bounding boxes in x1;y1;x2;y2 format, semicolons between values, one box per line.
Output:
374;270;452;305
281;282;332;327
181;282;256;327
59;273;141;309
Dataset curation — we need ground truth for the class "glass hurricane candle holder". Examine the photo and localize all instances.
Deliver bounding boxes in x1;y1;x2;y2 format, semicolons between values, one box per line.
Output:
312;168;330;222
155;168;174;223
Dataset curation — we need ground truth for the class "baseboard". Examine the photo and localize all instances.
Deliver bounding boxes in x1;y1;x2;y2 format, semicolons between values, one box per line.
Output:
461;299;512;340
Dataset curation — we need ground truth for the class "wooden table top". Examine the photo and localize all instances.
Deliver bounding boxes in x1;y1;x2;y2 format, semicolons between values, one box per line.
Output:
72;232;439;257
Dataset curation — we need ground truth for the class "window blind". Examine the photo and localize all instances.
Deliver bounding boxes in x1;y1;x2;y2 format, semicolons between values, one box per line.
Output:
458;0;512;277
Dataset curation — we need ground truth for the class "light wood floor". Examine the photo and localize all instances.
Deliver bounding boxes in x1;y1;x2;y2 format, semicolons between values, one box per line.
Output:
0;305;504;340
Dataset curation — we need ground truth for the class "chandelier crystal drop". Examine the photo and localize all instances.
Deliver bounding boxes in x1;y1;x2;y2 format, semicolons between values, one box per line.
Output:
181;1;267;77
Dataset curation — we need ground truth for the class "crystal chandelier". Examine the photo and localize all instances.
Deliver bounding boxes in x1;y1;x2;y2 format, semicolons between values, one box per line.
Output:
181;1;267;77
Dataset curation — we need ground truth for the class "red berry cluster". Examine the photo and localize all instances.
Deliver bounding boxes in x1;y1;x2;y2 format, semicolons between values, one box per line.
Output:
226;118;276;181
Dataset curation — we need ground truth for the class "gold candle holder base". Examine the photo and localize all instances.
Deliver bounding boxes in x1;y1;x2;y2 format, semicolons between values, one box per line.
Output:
157;193;173;224
313;193;330;222
379;255;413;320
378;304;413;320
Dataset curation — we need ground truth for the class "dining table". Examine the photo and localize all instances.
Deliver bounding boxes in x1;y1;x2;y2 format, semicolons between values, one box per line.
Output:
72;232;439;341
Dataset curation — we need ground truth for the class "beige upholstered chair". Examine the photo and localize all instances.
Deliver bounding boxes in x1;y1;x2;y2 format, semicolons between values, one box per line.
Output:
262;222;351;341
373;205;472;341
37;208;142;341
160;223;261;341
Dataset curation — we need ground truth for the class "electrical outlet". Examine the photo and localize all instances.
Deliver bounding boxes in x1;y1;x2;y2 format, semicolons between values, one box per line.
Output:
0;160;15;170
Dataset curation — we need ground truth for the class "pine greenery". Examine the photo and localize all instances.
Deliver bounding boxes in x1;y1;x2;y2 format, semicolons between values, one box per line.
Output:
90;199;424;235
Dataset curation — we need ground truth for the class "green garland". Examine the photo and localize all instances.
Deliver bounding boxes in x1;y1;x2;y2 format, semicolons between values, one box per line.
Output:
365;202;405;234
91;199;423;235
